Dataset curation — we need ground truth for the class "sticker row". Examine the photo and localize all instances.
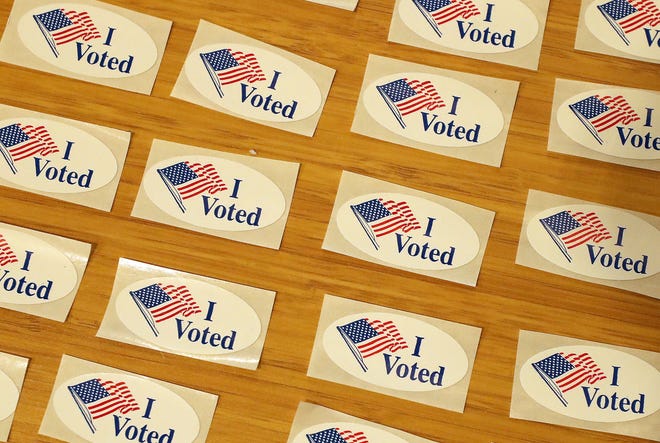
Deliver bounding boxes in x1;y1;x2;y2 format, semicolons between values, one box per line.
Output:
0;131;657;294
1;327;658;441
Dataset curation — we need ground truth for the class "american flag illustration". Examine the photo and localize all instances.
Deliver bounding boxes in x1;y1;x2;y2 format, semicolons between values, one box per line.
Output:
539;210;612;262
350;198;421;250
0;234;18;267
598;0;660;43
569;94;640;144
306;427;369;443
130;283;202;324
68;378;140;432
337;318;408;371
157;161;227;212
33;9;101;57
412;0;480;35
376;78;445;128
200;48;267;98
532;352;607;406
0;123;59;174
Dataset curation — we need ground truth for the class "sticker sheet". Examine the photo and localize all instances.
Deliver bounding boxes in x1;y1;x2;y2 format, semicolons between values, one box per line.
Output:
287;402;440;443
516;189;659;298
171;20;336;137
0;103;131;210
511;330;660;441
0;221;91;321
97;258;276;370
351;54;519;167
306;0;359;11
548;79;660;171
0;351;29;443
322;171;495;286
39;354;218;443
131;139;300;249
574;0;659;64
388;0;550;70
0;0;172;94
307;294;481;412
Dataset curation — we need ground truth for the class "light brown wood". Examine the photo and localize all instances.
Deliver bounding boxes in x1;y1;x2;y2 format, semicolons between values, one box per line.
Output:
0;0;658;442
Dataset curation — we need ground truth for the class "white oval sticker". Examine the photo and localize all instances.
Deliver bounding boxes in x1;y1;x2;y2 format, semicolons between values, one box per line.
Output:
398;0;538;54
19;3;158;78
0;228;77;305
53;372;200;442
116;277;261;355
521;346;660;422
323;312;468;392
0;369;19;421
0;118;118;193
143;155;285;232
528;205;658;280
557;88;660;159
337;193;480;270
584;0;660;62
293;422;409;443
363;73;504;147
184;43;322;122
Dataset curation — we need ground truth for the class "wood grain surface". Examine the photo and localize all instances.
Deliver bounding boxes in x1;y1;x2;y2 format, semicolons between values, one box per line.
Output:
0;0;658;442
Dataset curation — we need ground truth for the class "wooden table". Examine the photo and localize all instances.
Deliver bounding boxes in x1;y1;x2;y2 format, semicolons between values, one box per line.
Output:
0;0;657;442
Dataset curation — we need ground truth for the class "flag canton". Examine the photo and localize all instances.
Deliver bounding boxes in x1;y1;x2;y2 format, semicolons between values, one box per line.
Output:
202;50;239;71
541;211;581;235
353;199;392;223
0;124;29;148
418;0;453;12
69;379;110;404
378;79;417;103
534;353;575;378
34;9;73;32
339;319;378;344
599;0;638;20
159;162;199;186
571;96;609;119
132;284;172;309
307;428;346;443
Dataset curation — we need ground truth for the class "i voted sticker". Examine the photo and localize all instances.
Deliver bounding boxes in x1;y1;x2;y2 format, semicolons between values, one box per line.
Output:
337;192;480;271
0;117;118;193
53;372;200;442
397;0;539;54
185;43;322;123
583;0;660;62
528;204;658;280
323;312;468;391
363;72;504;147
115;277;261;356
142;155;285;232
18;3;158;78
556;88;659;159
0;227;77;305
520;346;659;423
292;422;408;443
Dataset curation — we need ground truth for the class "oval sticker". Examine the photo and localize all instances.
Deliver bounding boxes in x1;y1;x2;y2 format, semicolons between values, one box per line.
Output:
18;3;158;78
584;0;659;62
337;193;480;270
293;422;408;443
527;204;658;280
363;72;504;147
115;277;261;355
398;0;538;54
143;155;286;232
0;369;19;421
557;88;660;159
184;43;322;122
0;118;118;193
520;346;660;422
323;312;468;392
0;228;77;305
53;372;200;442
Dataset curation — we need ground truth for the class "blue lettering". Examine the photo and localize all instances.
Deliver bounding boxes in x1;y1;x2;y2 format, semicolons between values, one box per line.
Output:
239;84;298;118
201;196;262;226
75;42;134;73
456;21;516;47
33;158;94;188
616;127;660;150
420;112;481;142
382;353;445;385
112;415;176;442
582;387;646;414
643;28;660;47
395;233;455;264
175;318;236;349
586;244;648;274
